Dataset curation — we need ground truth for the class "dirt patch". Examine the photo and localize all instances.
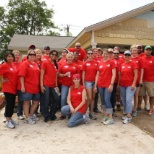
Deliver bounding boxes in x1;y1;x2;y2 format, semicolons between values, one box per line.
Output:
131;109;154;138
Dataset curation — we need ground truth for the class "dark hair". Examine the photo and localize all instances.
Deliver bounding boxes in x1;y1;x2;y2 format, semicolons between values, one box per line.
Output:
4;51;15;62
49;50;58;69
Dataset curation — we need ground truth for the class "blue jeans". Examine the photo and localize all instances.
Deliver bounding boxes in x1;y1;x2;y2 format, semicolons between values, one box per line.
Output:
42;86;60;119
61;105;84;127
120;86;136;114
61;85;69;108
98;87;113;114
17;90;24;116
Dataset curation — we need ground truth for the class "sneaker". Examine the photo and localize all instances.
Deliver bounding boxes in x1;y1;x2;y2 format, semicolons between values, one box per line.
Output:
31;114;39;121
132;111;137;117
83;113;90;124
122;116;128;120
123;117;132;124
18;115;24;120
6;120;15;129
101;117;109;123
137;107;142;112
89;113;97;120
103;118;114;125
11;119;19;126
145;105;150;111
25;117;36;124
3;117;6;123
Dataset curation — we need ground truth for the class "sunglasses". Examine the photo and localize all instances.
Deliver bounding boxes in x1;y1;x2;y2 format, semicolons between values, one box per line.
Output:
114;53;119;54
87;53;93;55
76;46;81;47
29;54;36;56
124;54;131;56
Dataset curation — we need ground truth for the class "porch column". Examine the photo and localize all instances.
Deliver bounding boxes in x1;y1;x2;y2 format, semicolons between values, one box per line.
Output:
91;31;97;49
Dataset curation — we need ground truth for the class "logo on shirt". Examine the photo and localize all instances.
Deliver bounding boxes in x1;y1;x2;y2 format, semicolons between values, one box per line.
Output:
73;67;76;69
10;68;13;71
29;65;33;68
128;66;131;69
107;64;110;67
78;92;81;95
122;66;125;68
64;66;68;68
149;61;152;63
99;66;103;68
86;63;90;66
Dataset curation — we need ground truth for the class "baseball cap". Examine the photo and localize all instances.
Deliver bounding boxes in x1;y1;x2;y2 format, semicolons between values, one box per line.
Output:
124;50;131;55
44;46;50;50
74;51;79;55
145;45;152;50
72;74;80;79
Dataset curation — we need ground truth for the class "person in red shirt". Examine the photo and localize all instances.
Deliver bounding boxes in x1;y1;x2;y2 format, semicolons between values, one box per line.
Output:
35;49;42;69
111;49;124;114
82;49;98;120
42;46;50;61
40;50;60;122
0;51;18;129
67;42;86;61
94;48;116;125
58;52;79;119
19;50;40;124
12;50;24;120
119;50;138;124
114;46;124;60
61;74;90;127
58;49;68;67
130;45;142;117
140;45;154;115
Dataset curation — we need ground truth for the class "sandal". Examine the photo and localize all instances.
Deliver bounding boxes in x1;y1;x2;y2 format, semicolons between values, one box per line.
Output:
149;109;153;115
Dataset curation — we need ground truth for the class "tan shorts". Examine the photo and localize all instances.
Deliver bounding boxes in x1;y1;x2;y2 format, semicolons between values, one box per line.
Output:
139;82;154;97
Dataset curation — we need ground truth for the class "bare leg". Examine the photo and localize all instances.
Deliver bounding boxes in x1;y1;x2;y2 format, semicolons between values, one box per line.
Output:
30;101;39;116
23;101;30;118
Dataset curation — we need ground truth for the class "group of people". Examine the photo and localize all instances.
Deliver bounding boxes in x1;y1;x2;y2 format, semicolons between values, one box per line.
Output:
0;42;154;129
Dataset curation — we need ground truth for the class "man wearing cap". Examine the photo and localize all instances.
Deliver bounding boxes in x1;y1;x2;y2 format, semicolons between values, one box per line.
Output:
42;46;50;61
67;42;86;61
140;45;154;115
108;48;114;60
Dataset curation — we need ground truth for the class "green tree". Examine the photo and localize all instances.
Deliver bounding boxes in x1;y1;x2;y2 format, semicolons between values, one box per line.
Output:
7;0;56;35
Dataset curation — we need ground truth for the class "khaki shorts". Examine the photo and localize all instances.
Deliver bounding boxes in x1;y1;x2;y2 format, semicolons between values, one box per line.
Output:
139;82;154;97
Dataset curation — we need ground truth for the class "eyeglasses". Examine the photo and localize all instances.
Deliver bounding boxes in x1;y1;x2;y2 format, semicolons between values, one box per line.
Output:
29;54;36;56
51;54;57;56
87;53;93;55
76;46;81;47
114;53;119;54
124;54;131;56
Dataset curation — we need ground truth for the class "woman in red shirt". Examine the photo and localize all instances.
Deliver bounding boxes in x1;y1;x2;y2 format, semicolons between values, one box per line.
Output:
19;50;40;125
0;51;18;129
61;74;90;127
119;50;138;124
40;50;60;122
94;48;116;125
58;52;79;119
130;45;142;117
82;49;98;120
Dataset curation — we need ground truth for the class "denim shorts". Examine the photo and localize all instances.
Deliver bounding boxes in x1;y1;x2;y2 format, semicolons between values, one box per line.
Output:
85;81;95;89
23;92;40;101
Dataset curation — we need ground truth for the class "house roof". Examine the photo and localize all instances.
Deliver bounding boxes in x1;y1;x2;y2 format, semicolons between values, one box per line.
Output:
8;34;75;51
67;2;154;47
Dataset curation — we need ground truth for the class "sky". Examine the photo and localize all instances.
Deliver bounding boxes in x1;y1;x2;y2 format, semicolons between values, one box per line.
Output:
0;0;154;36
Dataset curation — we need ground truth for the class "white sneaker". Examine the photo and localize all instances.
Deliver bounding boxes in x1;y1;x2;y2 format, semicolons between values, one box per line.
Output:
11;119;19;126
18;115;24;120
123;117;132;124
101;117;109;123
6;120;15;129
31;114;39;121
3;117;6;123
83;113;90;124
103;118;114;125
25;117;36;124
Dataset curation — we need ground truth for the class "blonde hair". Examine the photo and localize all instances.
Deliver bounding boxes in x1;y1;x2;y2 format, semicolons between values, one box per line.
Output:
66;52;74;59
130;44;137;51
35;48;42;55
13;50;20;55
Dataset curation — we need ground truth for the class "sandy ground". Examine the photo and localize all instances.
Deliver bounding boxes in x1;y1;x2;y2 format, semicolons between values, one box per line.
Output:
0;109;154;154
